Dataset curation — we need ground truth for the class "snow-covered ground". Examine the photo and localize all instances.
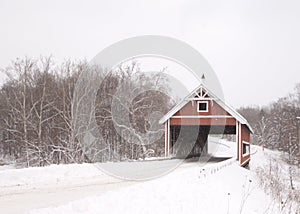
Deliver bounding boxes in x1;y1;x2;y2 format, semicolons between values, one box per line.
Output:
0;140;298;214
0;163;15;171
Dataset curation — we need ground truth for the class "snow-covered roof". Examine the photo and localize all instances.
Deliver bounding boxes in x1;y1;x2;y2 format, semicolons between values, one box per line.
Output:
159;83;254;133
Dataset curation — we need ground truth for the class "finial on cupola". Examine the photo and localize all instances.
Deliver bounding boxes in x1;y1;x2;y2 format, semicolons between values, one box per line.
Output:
201;74;205;83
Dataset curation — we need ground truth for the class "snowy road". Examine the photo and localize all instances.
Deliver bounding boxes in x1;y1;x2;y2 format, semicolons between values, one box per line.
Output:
0;140;237;214
0;175;134;214
0;159;210;214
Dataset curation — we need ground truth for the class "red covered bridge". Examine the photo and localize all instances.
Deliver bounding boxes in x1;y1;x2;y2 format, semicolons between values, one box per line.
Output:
159;83;253;167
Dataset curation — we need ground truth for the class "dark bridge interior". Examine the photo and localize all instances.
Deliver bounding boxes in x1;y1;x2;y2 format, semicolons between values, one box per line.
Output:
170;125;236;158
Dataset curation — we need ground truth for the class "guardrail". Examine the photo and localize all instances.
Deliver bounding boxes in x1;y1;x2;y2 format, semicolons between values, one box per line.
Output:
199;157;237;178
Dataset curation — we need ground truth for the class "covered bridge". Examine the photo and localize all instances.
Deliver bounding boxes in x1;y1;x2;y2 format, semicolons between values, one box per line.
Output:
159;83;253;167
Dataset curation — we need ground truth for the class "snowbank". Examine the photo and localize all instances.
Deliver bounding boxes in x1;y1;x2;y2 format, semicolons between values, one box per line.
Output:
0;163;104;189
27;146;280;214
0;143;295;214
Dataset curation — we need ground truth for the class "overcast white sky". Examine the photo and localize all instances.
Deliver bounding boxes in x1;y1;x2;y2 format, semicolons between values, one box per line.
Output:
0;0;299;108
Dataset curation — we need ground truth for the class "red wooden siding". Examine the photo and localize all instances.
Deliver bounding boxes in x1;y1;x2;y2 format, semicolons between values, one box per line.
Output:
173;100;230;117
240;124;251;166
170;99;235;126
170;117;236;126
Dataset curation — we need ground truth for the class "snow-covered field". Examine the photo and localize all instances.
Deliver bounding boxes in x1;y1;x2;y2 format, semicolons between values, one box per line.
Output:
0;140;298;214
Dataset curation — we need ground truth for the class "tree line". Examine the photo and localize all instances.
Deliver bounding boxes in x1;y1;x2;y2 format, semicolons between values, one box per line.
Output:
238;84;300;165
0;57;172;167
1;56;299;167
